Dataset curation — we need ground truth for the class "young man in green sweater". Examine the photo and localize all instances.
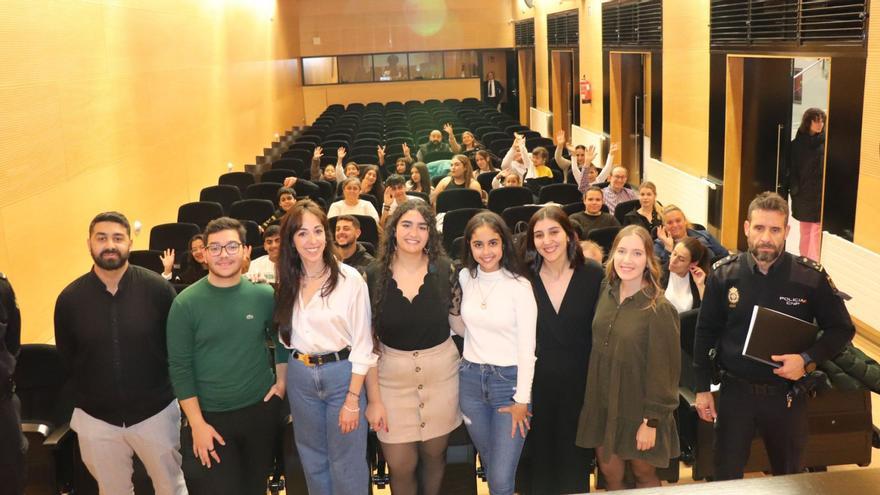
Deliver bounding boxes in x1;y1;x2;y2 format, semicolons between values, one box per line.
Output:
167;217;287;495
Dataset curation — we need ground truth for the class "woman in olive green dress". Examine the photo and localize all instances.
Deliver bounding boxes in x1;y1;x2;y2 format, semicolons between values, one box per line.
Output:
576;225;680;490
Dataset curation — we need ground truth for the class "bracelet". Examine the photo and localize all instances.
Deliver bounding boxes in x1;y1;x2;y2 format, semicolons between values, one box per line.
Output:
343;405;360;413
383;205;391;210
347;391;359;399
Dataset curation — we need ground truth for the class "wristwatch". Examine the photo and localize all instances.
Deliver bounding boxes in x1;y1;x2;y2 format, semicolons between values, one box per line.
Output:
800;352;817;373
643;418;659;428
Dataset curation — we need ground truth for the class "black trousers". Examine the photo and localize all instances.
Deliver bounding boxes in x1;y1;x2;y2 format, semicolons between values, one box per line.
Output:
0;394;26;495
714;379;808;480
522;362;592;494
181;396;282;495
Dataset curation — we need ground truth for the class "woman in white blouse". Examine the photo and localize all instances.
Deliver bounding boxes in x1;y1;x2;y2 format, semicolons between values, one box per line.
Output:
450;211;537;495
327;177;380;222
274;199;382;495
662;236;709;313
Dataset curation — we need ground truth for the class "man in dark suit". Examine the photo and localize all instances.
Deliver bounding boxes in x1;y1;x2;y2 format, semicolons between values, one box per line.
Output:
483;71;504;111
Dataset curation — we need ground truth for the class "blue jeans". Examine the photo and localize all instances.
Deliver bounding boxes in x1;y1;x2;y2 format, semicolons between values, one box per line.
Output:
459;360;529;495
286;355;368;495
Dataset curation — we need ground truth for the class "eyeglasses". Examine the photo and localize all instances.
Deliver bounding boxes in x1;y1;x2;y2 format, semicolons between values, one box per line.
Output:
205;242;242;256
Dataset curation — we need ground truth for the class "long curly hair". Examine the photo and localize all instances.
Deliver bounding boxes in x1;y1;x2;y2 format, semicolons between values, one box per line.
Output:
370;200;445;344
274;200;342;346
521;204;584;278
605;225;663;310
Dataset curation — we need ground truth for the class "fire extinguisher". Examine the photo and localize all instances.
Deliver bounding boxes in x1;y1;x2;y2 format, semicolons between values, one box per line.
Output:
580;77;592;104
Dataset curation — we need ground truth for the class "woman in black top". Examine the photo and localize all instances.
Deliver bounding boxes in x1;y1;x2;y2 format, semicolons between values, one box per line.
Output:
789;108;826;261
622;181;662;235
520;205;604;494
364;201;461;495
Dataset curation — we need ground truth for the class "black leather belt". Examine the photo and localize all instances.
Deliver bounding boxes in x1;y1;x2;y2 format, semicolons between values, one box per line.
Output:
292;348;351;367
721;372;788;396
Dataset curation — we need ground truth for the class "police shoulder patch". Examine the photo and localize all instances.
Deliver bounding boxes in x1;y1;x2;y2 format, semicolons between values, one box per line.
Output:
712;253;739;270
795;256;824;273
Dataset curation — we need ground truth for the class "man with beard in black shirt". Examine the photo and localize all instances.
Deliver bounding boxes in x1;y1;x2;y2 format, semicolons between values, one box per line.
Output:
55;212;187;494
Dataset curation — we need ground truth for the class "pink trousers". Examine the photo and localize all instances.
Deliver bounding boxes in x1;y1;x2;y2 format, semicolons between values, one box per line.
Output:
799;221;821;262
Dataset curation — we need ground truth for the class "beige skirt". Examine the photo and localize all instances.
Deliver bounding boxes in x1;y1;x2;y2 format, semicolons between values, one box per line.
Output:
377;337;462;444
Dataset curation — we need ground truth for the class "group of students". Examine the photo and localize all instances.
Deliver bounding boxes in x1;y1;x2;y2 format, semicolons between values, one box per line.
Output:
52;189;690;495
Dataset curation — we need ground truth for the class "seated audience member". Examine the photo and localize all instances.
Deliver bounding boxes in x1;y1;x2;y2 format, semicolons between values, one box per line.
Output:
407;163;432;194
491;169;524;189
662;237;709;313
569;186;620;236
554;131;615;190
246;225;281;283
311;146;360;186
327;177;380;222
417;129;452;162
361;164;384;201
502;133;553;180
161;234;208;284
622;181;663;234
430;154;482;205
322;163;337;182
378;144;413;176
335;215;375;273
654;205;728;265
381;174;424;227
474;150;500;177
261;186;297;231
445;123;485;161
602;167;639;215
580;240;604;264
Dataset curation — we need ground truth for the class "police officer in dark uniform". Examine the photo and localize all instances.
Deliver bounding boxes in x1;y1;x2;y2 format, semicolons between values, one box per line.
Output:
0;271;26;494
693;192;854;481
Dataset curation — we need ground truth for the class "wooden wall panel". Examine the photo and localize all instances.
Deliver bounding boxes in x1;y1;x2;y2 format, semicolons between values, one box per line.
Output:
580;0;604;133
854;0;880;253
661;0;710;177
0;0;304;344
298;0;514;56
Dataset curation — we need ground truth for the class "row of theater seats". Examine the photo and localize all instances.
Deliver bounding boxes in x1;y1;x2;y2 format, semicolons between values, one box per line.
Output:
267;99;556;181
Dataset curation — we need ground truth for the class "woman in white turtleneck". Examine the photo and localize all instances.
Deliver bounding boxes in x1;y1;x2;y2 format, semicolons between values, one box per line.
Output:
662;236;709;313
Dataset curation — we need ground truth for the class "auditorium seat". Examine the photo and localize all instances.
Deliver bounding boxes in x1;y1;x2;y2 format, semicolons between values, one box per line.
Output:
502;205;541;231
442;208;483;253
435;189;482;213
476;173;496;193
562;201;584;216
488;187;533;215
587;226;622;261
219;172;255;194
149;223;201;255
613;199;641;224
272;158;306;175
241;220;262;247
16;344;77;495
129;250;165;274
261;169;296;185
178;201;223;230
246;182;283;203
199;185;241;215
229;199;275;225
538;183;582;205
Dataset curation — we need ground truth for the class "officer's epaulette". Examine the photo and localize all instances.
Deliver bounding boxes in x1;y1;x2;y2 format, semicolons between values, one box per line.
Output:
795;256;824;273
712;253;739;270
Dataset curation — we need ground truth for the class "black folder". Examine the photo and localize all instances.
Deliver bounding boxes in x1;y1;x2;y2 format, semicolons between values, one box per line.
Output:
742;305;819;368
